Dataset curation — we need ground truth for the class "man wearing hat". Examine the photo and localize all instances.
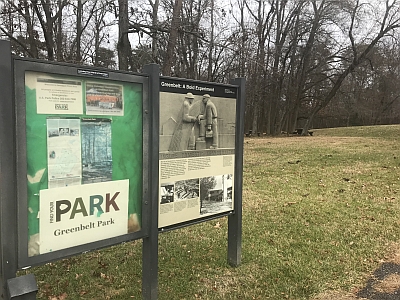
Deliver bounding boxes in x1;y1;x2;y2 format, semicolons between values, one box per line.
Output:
169;92;201;151
197;94;218;149
182;93;196;123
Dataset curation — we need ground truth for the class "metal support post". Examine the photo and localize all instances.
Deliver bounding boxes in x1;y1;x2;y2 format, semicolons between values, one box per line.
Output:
142;64;160;300
227;77;246;267
0;40;19;299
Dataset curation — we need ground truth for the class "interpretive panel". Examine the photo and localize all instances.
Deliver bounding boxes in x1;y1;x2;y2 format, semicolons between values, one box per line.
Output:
16;66;145;261
159;77;237;228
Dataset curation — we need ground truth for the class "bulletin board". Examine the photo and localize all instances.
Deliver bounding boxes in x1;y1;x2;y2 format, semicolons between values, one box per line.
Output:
14;59;149;268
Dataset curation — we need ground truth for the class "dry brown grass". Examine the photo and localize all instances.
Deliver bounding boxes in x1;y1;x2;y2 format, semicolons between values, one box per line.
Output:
312;290;366;300
386;243;400;265
373;274;400;294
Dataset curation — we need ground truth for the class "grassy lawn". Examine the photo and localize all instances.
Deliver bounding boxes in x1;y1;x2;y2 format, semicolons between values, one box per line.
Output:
21;125;400;299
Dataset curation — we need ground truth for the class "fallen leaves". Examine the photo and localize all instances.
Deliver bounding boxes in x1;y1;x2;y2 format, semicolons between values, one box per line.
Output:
48;293;67;300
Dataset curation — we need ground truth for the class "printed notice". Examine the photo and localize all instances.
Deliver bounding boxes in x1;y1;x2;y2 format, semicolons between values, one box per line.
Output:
85;82;124;116
39;180;129;255
158;155;234;228
47;118;82;189
35;75;83;115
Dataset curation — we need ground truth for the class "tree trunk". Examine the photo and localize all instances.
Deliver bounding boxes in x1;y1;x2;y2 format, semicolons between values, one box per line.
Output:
32;0;67;61
207;0;214;81
23;0;39;58
76;0;83;63
252;102;258;135
162;0;183;76
117;0;132;71
43;0;55;60
94;18;101;66
150;0;159;63
31;0;54;60
56;0;63;61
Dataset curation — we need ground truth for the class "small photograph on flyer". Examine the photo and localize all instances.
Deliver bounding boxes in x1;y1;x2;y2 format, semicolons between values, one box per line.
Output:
200;174;233;215
85;82;124;116
160;183;175;204
175;178;199;200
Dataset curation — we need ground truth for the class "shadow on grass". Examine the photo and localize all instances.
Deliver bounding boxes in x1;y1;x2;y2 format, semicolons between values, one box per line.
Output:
357;262;400;300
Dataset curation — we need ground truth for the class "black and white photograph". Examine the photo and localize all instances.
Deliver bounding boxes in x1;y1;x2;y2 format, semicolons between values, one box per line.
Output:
160;92;236;152
59;127;70;135
200;174;233;215
81;118;112;184
70;129;79;136
175;178;199;200
48;129;59;138
160;183;175;204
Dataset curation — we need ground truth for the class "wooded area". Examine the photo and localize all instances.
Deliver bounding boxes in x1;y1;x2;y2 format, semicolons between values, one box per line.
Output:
2;0;400;134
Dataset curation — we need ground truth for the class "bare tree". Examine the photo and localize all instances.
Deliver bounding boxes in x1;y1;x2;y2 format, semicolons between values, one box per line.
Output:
162;0;182;75
91;1;115;67
1;1;39;57
30;0;68;60
149;0;160;62
302;0;400;134
117;0;132;70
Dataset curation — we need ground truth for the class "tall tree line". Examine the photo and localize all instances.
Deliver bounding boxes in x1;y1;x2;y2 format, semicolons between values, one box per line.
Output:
1;0;400;133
